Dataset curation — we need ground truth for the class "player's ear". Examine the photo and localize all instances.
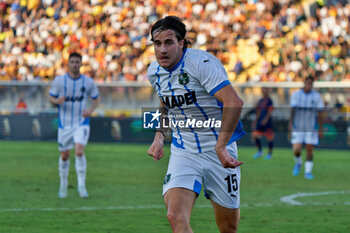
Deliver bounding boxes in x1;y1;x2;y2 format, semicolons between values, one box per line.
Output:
179;39;184;49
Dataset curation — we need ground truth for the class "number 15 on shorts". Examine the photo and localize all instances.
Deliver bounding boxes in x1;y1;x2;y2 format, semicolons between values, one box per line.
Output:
225;174;238;197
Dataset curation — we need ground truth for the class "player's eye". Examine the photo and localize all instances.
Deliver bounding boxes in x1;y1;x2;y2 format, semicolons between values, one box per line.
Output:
165;40;174;45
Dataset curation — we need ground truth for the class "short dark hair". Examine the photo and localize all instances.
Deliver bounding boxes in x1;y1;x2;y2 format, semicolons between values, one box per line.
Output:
305;75;314;82
151;16;189;49
69;52;82;61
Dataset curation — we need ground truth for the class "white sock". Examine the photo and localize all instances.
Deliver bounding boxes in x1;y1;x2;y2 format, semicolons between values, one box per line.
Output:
59;157;70;187
305;161;313;174
75;155;87;188
294;156;302;165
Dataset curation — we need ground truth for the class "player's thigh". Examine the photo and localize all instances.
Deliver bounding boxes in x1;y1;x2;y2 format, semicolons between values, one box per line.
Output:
75;143;85;156
58;128;74;152
211;200;240;233
293;143;303;153
164;187;196;220
73;125;90;146
162;149;200;223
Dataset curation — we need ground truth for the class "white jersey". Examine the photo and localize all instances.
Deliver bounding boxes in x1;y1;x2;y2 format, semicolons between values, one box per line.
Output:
148;48;245;153
290;89;324;132
49;73;99;129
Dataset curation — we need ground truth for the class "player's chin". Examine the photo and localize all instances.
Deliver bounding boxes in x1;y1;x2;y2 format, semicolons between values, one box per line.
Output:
158;60;170;68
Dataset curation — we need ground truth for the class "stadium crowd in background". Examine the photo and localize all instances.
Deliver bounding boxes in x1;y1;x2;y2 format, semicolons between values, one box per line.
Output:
0;0;349;83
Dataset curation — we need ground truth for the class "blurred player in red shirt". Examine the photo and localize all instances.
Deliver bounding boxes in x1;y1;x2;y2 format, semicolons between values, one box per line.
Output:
252;88;274;160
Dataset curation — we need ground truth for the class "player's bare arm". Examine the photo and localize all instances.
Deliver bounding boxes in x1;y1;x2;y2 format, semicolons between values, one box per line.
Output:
261;107;273;126
147;101;167;161
318;110;324;138
214;84;244;168
82;97;100;118
252;104;260;129
48;95;65;105
289;108;296;132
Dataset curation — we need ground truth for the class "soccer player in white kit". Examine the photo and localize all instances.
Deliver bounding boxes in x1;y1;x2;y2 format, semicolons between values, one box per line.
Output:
49;52;100;198
289;76;324;179
147;16;245;233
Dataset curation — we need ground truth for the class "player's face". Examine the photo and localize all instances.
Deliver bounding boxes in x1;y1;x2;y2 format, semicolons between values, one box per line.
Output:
153;29;184;70
304;79;313;93
68;57;82;76
262;87;269;97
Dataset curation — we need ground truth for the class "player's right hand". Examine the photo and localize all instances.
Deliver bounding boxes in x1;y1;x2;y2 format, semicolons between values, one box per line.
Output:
147;133;164;161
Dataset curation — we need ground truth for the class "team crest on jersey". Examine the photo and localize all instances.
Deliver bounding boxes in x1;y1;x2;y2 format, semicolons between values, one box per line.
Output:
178;73;189;85
163;174;171;185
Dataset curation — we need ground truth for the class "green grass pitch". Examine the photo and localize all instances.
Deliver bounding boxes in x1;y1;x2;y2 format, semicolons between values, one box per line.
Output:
0;141;349;233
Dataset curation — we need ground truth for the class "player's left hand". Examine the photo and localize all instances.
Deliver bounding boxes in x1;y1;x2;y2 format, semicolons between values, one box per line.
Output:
82;109;92;118
215;146;243;168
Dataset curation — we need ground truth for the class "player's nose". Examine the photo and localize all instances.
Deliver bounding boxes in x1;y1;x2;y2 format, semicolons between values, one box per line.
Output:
159;44;167;53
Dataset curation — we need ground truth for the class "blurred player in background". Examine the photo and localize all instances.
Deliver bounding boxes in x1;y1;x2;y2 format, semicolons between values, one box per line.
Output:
252;87;274;160
289;76;323;179
147;16;245;233
49;52;100;198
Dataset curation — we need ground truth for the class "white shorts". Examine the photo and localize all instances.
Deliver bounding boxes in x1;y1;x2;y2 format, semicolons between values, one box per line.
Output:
163;143;241;209
291;131;318;145
58;125;90;152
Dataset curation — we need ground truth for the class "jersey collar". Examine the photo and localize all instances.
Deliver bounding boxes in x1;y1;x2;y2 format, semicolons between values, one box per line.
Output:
301;88;313;95
66;73;82;81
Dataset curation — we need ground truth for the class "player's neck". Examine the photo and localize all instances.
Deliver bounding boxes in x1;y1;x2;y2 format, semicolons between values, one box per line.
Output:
68;71;81;79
